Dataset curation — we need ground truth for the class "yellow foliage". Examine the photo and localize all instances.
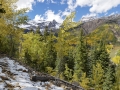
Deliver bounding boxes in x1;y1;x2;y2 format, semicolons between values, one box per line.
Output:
19;32;45;63
92;63;104;90
86;24;116;46
106;44;113;53
80;73;90;89
112;56;120;64
72;73;79;82
46;67;56;76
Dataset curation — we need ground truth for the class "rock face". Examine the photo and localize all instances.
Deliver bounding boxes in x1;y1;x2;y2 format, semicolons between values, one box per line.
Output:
76;14;120;35
0;57;63;90
21;19;61;33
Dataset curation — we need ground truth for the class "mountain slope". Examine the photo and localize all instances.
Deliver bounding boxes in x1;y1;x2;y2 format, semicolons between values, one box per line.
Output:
76;14;120;35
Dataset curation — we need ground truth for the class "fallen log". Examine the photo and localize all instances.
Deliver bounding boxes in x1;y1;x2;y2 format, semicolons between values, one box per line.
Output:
31;76;54;82
31;75;84;90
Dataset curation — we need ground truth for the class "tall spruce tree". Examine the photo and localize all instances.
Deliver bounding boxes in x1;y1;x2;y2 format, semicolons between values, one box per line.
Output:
91;41;110;71
73;29;88;81
98;41;110;70
90;41;115;89
103;64;115;90
44;30;57;71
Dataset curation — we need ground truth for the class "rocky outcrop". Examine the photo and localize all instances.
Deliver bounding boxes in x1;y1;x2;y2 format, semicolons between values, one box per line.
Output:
0;57;64;90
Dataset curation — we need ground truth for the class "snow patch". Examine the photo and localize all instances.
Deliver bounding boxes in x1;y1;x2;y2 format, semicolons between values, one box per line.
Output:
0;57;63;90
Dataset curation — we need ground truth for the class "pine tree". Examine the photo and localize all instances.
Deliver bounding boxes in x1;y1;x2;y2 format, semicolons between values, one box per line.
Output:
98;41;110;70
73;29;88;81
91;41;110;71
90;41;115;89
44;26;49;42
65;50;75;73
43;30;57;71
114;64;120;90
36;26;42;35
103;64;115;90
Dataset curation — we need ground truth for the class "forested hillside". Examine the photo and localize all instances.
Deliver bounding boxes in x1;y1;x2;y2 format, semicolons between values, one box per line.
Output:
1;0;120;90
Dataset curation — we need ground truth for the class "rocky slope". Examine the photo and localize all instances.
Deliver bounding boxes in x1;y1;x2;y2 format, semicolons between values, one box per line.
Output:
0;57;63;90
76;14;120;35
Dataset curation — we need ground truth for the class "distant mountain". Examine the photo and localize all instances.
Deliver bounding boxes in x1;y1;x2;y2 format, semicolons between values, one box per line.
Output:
20;19;61;33
74;14;120;43
76;14;120;35
20;14;120;42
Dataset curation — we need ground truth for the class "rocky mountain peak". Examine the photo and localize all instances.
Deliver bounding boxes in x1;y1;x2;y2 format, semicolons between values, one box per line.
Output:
20;19;61;32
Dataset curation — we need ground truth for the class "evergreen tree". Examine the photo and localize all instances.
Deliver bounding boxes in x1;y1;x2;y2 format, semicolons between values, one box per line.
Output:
44;26;49;42
36;26;42;35
73;29;88;81
90;41;115;89
98;41;110;70
43;30;57;71
113;64;120;90
91;41;110;71
103;64;115;90
65;50;75;73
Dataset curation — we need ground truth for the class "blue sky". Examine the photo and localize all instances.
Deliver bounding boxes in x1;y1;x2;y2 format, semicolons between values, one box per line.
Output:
16;0;120;23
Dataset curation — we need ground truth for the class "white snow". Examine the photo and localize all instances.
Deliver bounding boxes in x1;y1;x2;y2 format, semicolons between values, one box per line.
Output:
0;57;63;90
55;23;61;29
19;24;31;29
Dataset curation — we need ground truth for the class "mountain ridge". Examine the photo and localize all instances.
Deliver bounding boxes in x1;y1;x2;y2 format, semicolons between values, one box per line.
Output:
21;14;120;42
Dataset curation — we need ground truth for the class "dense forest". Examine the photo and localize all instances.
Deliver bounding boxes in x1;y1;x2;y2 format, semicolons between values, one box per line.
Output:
1;0;120;90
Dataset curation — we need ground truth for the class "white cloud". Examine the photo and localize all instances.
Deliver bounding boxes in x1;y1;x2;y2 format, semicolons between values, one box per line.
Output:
44;10;63;23
89;0;120;13
109;11;118;16
51;0;57;3
34;15;44;21
82;13;97;18
81;13;97;21
37;0;56;3
66;0;120;13
67;0;76;11
34;10;63;23
62;8;71;16
16;0;35;11
37;0;44;3
60;0;66;4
